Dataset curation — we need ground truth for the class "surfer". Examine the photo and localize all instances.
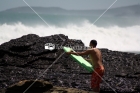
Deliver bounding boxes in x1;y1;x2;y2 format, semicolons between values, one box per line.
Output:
67;40;105;93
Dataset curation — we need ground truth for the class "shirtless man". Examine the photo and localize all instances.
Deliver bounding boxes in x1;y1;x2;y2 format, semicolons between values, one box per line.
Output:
67;40;105;93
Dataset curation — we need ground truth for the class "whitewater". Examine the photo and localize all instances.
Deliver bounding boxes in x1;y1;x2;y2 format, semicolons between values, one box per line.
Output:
0;21;140;52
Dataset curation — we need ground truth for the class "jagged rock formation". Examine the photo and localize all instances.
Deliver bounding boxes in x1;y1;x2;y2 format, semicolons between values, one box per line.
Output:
0;34;139;93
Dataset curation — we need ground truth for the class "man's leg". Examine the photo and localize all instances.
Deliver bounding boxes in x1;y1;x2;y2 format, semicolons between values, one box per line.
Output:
91;67;104;93
91;73;100;93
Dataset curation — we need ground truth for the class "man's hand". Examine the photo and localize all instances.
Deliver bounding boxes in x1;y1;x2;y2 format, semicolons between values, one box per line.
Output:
66;50;74;55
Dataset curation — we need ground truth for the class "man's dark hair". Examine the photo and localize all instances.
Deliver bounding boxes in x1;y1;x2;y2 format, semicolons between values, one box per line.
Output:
90;40;97;47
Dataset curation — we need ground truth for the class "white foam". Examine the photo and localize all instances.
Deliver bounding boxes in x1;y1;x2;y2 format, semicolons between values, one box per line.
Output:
0;22;140;51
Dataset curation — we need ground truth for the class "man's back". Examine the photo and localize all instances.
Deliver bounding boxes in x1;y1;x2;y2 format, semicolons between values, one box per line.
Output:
89;48;103;69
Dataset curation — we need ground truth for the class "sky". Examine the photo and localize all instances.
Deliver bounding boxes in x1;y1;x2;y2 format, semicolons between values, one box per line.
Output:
0;0;140;11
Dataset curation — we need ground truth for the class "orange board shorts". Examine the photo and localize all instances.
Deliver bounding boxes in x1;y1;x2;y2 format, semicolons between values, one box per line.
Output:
91;66;105;89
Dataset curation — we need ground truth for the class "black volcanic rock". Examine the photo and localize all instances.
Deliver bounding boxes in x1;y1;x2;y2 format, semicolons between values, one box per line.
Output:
4;80;89;93
0;34;140;93
5;80;53;93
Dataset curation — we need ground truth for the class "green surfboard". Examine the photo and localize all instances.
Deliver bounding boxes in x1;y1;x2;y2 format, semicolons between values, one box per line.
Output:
63;47;93;73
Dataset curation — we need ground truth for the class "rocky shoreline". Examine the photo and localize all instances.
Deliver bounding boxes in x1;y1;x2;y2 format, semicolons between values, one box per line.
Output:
0;34;140;93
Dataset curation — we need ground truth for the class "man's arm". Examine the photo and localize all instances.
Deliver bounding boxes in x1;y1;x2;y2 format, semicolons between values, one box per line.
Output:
85;58;92;64
67;49;91;56
85;58;92;62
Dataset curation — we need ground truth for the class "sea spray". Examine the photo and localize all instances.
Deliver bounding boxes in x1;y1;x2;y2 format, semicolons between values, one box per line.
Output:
0;22;140;51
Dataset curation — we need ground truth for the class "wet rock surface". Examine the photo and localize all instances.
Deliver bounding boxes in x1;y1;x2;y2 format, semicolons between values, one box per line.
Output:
5;80;53;93
0;34;139;93
3;80;88;93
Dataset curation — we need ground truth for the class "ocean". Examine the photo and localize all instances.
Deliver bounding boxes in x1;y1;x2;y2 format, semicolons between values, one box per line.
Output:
0;12;140;53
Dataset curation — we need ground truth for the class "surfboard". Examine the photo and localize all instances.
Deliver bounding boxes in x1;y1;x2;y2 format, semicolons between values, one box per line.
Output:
63;47;94;73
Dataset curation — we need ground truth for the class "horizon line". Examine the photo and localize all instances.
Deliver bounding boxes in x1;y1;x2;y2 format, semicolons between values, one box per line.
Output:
0;4;140;12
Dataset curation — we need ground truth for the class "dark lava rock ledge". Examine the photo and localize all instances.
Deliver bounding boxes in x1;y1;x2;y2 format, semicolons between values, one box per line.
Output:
0;34;140;93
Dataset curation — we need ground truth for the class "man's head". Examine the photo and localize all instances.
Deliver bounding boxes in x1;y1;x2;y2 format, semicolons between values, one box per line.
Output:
90;40;97;48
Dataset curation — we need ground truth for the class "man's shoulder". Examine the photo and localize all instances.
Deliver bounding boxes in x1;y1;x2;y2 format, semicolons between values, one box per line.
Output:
87;48;96;52
88;48;96;50
88;48;101;53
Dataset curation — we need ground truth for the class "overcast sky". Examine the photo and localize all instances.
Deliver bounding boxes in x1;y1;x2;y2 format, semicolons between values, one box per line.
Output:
0;0;140;11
